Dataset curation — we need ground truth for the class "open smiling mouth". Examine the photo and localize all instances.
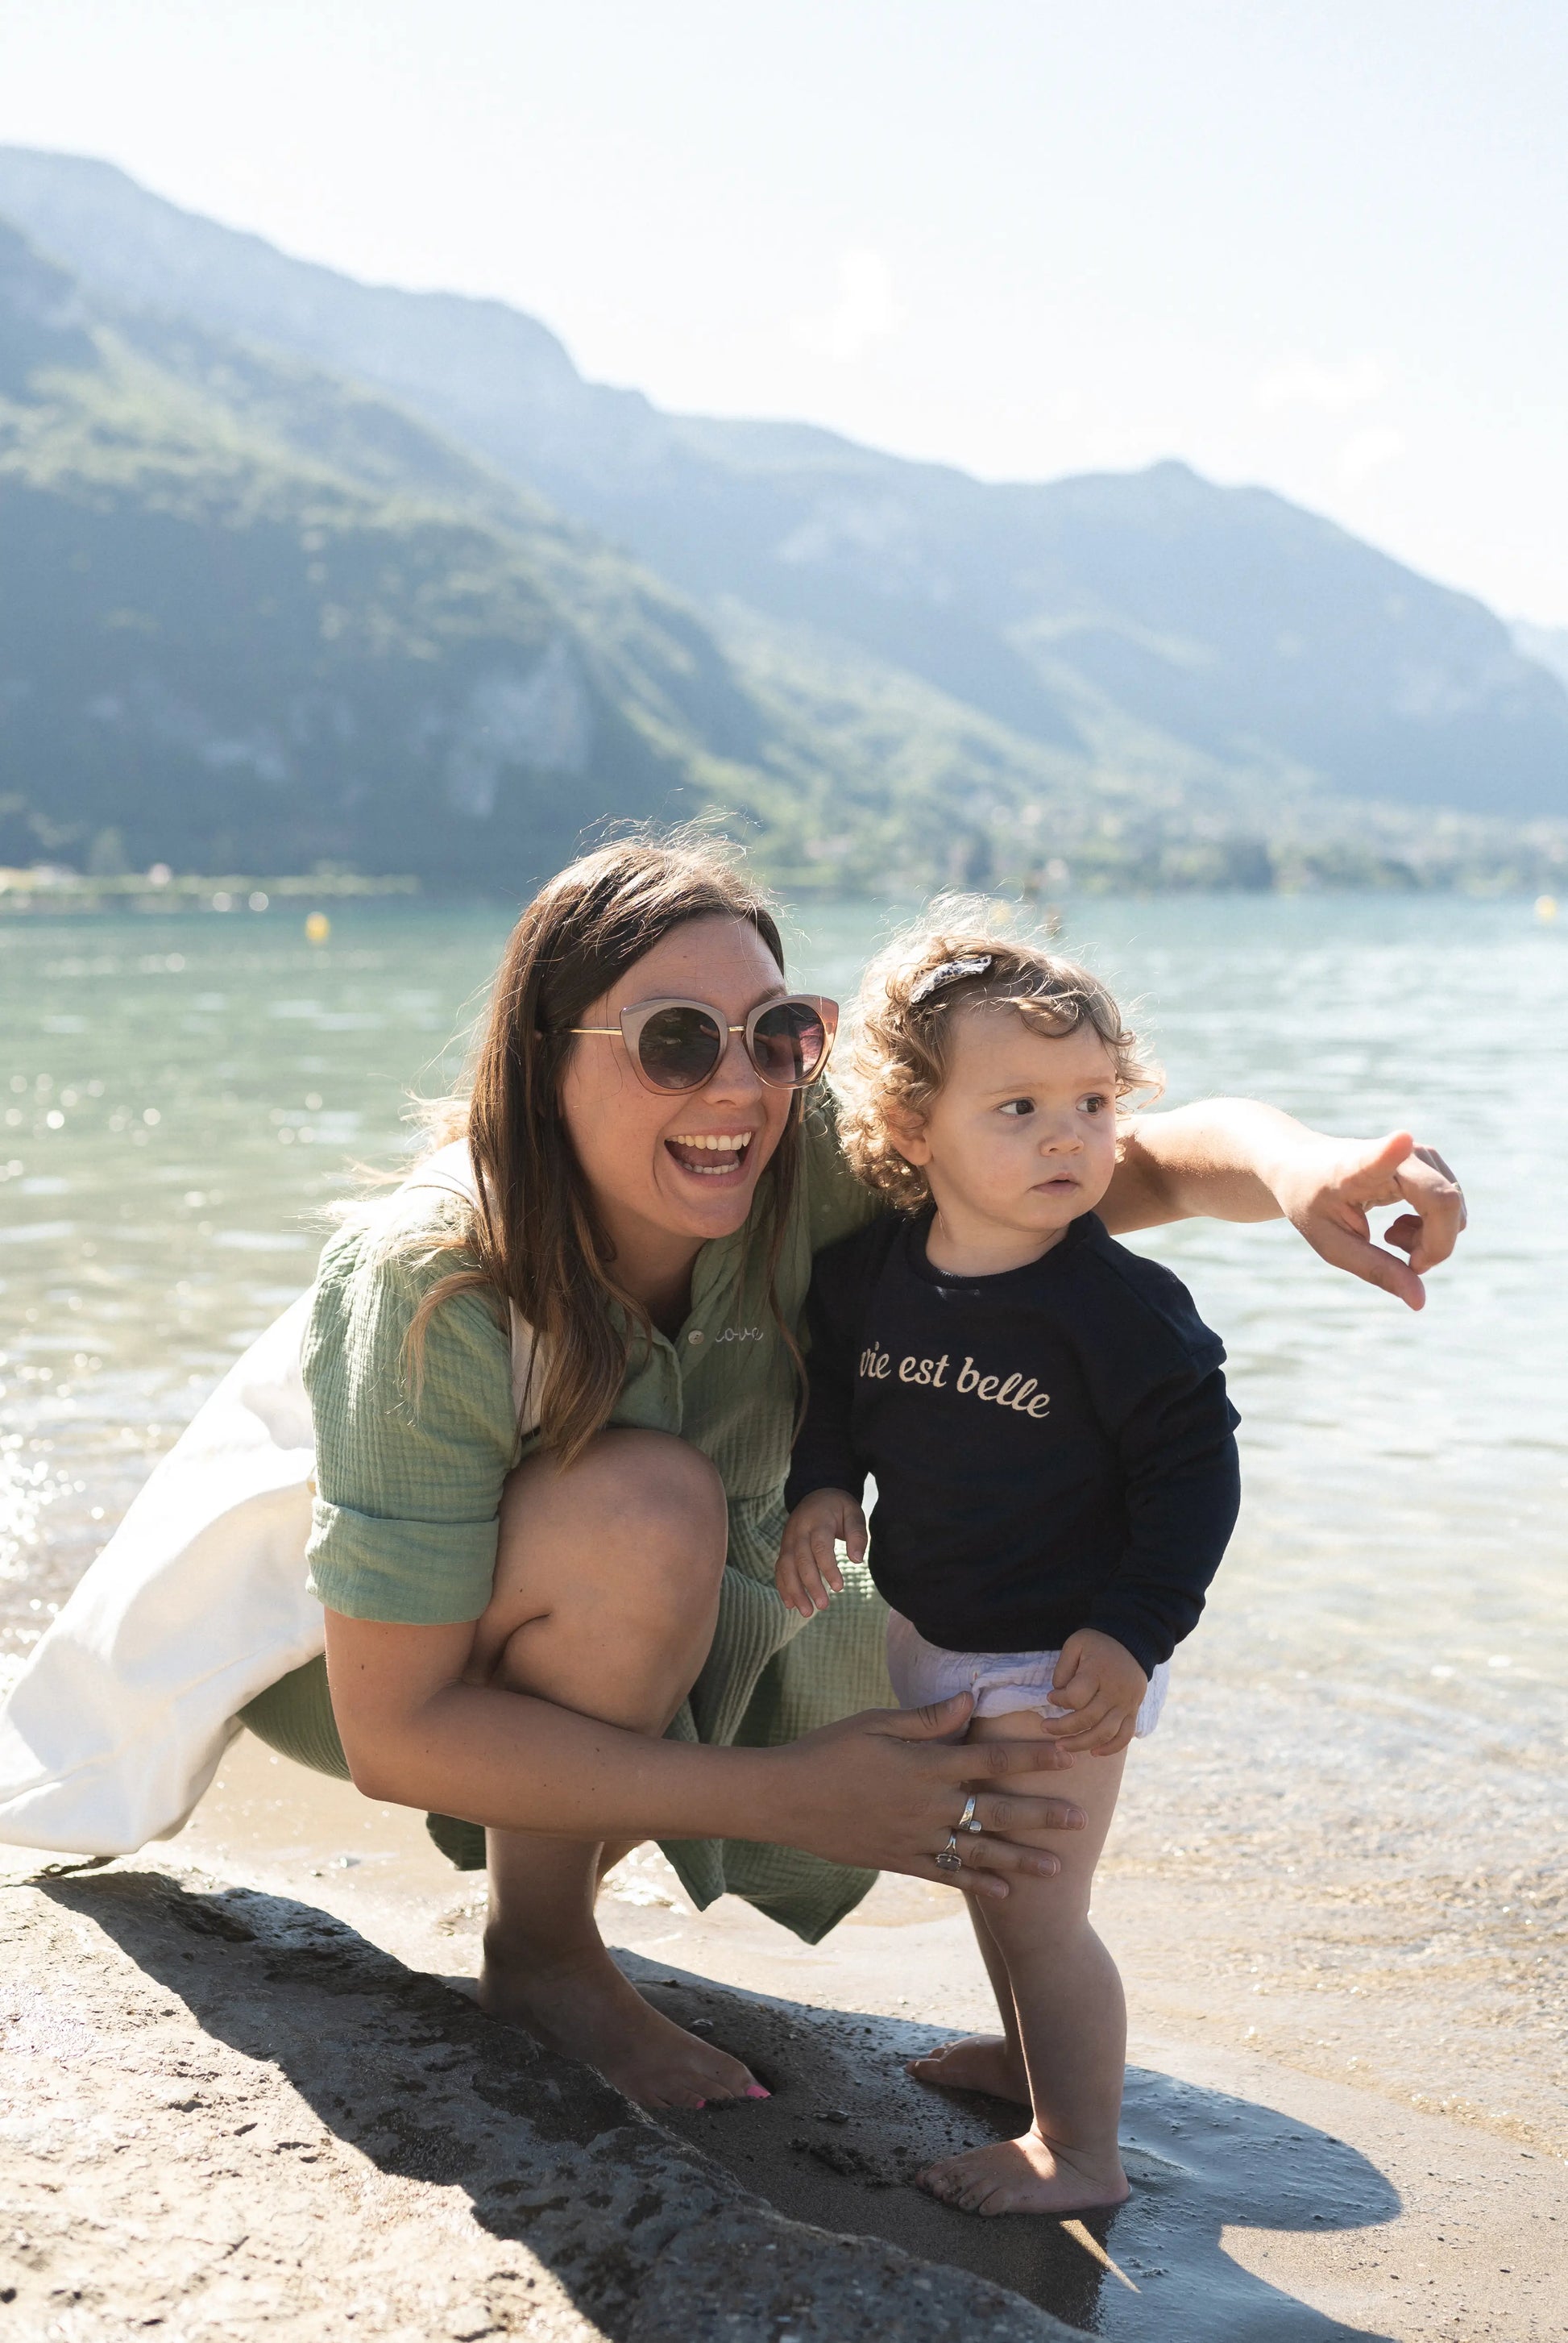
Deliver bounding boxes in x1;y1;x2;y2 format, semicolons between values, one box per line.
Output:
665;1131;755;1178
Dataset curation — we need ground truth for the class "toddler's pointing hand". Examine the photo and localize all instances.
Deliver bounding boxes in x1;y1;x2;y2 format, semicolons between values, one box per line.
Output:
776;1488;869;1618
1041;1630;1148;1756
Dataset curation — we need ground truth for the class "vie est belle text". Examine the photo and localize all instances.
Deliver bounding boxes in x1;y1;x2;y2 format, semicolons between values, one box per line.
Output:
857;1345;1051;1419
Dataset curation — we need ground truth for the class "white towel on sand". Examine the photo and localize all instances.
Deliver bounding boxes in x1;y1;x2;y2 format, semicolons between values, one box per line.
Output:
0;1294;322;1855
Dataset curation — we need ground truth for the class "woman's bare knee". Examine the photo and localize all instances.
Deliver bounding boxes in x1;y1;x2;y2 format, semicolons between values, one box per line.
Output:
592;1431;728;1572
477;1431;728;1696
496;1431;724;1593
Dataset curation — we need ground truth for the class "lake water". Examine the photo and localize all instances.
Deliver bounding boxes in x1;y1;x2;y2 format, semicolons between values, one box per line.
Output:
2;893;1565;1731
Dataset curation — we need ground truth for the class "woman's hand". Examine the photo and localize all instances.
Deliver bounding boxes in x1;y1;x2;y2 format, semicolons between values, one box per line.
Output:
326;1625;1076;1901
773;1692;1086;1901
1267;1127;1466;1311
776;1487;868;1617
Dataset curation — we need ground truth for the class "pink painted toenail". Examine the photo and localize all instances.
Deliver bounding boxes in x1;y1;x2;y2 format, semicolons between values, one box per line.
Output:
745;2084;771;2099
693;2098;706;2108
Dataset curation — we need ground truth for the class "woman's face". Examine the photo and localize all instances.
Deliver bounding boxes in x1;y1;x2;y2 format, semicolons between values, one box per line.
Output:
558;915;798;1261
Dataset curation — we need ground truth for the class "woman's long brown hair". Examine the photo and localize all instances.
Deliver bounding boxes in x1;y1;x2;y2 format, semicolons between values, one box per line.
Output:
404;834;804;1465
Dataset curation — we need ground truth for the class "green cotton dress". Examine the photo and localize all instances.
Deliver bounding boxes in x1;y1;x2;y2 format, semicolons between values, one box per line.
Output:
240;1095;892;1944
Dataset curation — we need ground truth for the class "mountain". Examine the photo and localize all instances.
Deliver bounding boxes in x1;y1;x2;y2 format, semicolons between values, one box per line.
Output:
2;217;1251;892
0;223;778;881
2;151;1566;899
3;143;1566;837
1513;621;1568;696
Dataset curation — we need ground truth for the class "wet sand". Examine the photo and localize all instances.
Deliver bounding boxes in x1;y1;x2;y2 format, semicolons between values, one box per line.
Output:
2;1858;1069;2342
23;1667;1551;2343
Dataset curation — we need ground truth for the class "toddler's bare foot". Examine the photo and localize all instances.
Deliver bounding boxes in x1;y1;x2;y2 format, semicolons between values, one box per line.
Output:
479;1940;762;2112
918;2129;1129;2217
906;2034;1030;2104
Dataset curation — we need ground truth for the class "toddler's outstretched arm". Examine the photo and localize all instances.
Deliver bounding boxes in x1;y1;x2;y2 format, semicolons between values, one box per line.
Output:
777;1489;868;1618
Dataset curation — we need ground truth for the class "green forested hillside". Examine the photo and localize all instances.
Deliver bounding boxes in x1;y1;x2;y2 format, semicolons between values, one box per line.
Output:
2;195;1565;898
0;227;771;880
5;143;1564;837
0;220;1302;891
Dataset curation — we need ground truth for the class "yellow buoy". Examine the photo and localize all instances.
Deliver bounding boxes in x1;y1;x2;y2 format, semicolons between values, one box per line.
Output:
1535;895;1558;923
305;911;331;944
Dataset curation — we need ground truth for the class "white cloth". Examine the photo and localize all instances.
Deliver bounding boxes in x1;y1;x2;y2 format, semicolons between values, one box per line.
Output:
0;1144;536;1858
884;1609;1171;1736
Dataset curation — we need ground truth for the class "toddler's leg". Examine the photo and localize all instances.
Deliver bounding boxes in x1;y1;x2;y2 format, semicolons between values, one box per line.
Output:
918;1711;1130;2216
906;1896;1030;2104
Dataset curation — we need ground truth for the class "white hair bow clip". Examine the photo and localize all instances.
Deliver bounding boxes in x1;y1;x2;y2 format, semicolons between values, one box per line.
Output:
909;953;993;1006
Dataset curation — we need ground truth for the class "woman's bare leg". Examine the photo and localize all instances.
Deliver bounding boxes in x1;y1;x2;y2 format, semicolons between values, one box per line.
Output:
919;1715;1130;2216
472;1430;764;2111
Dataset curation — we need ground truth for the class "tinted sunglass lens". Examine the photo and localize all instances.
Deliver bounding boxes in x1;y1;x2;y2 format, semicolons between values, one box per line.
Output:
752;1001;828;1086
637;1006;724;1090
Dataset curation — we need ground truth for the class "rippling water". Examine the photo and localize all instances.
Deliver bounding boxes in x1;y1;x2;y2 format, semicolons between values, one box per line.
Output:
3;896;1566;1732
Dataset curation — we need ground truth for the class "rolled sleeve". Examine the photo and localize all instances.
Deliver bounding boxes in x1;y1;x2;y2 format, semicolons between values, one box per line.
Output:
307;1498;502;1623
302;1199;520;1626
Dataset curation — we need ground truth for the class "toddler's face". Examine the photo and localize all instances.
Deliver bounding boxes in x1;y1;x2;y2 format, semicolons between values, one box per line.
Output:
898;1007;1121;1244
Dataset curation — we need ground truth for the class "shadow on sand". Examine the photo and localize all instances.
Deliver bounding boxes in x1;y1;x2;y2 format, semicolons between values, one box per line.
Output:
624;1951;1400;2339
45;1872;1397;2340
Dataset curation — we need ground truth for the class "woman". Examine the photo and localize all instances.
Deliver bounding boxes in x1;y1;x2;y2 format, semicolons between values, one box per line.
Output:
242;836;1464;2113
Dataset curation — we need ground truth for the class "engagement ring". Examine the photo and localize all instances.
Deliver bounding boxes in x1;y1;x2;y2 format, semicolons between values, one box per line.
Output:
935;1833;964;1872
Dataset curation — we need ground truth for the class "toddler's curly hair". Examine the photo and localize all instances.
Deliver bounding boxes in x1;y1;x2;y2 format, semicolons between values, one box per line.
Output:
837;911;1161;1212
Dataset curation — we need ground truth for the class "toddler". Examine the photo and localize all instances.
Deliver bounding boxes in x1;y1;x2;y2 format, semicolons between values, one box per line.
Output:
776;923;1240;2216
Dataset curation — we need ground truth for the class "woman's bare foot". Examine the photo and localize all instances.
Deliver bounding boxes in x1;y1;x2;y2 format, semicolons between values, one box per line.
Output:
479;1940;764;2112
906;2034;1030;2104
917;2129;1129;2217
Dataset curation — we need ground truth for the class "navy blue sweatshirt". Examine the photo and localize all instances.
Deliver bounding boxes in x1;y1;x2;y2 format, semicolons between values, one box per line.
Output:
784;1209;1241;1676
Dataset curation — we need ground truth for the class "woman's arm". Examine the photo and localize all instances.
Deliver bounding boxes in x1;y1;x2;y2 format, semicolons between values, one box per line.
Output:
1104;1101;1466;1311
324;1612;1084;1899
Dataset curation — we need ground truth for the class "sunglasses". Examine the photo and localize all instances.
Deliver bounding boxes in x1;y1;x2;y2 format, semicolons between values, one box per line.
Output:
570;994;839;1094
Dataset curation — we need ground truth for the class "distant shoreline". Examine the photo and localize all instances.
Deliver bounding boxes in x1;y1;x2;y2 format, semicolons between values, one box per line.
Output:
0;869;421;916
1;865;1562;913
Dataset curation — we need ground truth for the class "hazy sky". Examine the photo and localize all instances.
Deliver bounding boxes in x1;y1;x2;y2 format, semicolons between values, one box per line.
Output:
4;0;1566;621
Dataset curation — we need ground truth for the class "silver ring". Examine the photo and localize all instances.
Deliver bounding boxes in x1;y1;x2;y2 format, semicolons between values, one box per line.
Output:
935;1833;964;1873
957;1793;983;1834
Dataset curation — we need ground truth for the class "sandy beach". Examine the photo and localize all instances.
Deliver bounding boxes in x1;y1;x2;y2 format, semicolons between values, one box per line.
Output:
6;1641;1561;2341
